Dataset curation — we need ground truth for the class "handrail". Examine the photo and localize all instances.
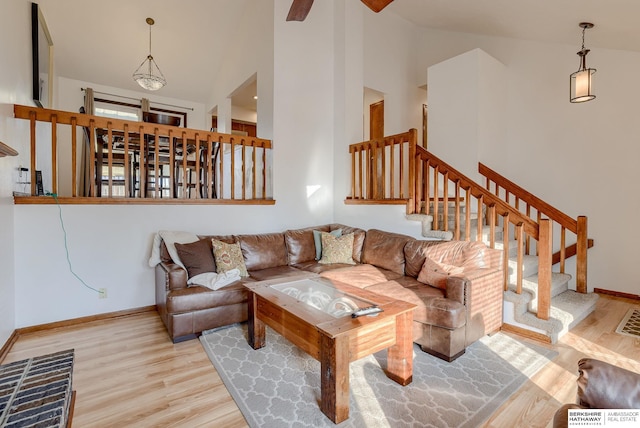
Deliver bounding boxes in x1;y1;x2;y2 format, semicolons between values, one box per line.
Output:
479;163;577;232
13;105;273;203
479;162;590;293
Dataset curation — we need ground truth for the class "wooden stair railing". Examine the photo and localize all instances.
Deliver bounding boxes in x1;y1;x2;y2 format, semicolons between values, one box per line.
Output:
345;128;554;321
479;162;592;294
13;105;273;204
412;145;553;319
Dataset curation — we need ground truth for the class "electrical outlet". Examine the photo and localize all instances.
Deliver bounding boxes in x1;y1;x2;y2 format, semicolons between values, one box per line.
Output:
98;288;108;299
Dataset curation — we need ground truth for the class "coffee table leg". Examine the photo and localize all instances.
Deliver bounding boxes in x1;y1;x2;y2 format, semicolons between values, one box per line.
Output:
247;291;265;350
320;334;349;424
386;311;413;386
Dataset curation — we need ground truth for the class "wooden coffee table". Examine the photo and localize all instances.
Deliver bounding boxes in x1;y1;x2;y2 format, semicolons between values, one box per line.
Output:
244;275;415;424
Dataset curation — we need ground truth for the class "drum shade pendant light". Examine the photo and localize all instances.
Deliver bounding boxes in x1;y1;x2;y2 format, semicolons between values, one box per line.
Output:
133;18;166;91
570;22;596;103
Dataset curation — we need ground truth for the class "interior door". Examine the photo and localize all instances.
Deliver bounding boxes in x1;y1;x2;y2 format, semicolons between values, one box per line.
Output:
369;100;384;198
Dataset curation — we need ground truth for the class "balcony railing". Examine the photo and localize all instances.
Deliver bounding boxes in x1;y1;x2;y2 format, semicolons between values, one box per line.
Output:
13;105;274;204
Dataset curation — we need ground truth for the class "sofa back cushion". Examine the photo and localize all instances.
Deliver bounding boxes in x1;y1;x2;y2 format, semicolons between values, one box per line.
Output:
238;233;288;271
330;224;366;263
284;225;331;265
361;229;413;275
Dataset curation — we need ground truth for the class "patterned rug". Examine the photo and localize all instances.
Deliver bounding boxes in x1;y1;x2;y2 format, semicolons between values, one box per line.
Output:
615;308;640;338
200;324;557;428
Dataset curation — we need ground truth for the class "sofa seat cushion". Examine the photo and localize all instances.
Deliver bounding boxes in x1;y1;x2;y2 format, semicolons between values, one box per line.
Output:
319;264;403;289
291;260;360;274
366;281;465;330
248;265;309;281
166;282;248;314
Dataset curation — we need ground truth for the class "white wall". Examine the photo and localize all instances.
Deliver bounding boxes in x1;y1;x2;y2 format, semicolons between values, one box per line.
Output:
428;48;507;181
271;0;335;222
0;0;36;345
13;204;305;327
413;28;640;294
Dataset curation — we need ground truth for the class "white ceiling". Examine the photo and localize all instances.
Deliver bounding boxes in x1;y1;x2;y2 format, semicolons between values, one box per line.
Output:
37;0;640;106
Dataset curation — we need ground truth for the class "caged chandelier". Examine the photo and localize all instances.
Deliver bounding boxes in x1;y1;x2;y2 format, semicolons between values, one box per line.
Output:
133;17;166;91
570;22;596;103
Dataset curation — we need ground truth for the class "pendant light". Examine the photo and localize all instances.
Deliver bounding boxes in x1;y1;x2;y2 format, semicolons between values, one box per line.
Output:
133;18;166;91
570;22;596;103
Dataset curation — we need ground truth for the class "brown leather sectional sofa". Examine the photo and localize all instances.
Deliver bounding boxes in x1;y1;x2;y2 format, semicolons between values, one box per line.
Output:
155;224;504;361
553;358;640;427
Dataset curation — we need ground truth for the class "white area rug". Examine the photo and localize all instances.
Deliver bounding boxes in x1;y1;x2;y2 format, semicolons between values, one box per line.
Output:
200;323;557;428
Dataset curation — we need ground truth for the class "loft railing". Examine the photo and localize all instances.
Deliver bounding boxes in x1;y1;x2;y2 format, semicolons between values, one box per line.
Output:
345;129;416;205
479;162;592;293
13;105;273;204
345;128;555;321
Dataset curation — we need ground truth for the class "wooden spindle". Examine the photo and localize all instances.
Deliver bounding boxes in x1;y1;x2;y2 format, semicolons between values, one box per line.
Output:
51;115;58;195
241;140;246;200
231;138;236;199
454;180;461;240
30;111;36;196
71;117;77;197
515;223;524;294
89;120;96;197
443;172;449;232
502;212;510;291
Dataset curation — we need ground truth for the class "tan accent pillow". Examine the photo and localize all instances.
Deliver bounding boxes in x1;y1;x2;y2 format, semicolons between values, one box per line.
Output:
417;257;464;290
212;239;249;277
319;232;356;265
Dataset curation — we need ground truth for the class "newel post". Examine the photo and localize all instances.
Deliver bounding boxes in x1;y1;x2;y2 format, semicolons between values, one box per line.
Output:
408;129;417;215
537;218;552;320
576;216;588;294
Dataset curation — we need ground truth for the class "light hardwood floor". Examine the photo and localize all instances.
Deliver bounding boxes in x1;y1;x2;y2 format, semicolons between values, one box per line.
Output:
3;295;639;427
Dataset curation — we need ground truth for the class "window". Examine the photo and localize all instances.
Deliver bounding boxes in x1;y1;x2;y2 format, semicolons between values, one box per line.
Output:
95;106;140;121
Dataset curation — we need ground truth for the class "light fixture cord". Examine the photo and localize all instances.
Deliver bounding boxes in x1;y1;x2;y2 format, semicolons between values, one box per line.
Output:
148;23;152;56
581;26;586;51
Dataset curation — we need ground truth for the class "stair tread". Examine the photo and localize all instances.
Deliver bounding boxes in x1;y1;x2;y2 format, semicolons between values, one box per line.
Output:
509;272;572;299
549;290;600;334
505;289;598;343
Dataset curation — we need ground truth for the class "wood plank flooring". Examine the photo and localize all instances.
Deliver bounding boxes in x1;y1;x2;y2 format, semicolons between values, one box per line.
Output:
3;294;639;427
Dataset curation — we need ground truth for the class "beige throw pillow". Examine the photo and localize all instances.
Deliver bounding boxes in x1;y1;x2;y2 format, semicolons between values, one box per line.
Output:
319;232;356;265
212;239;249;277
417;257;464;290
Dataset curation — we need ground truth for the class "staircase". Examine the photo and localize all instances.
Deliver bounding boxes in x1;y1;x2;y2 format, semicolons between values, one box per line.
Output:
345;129;598;344
408;197;598;343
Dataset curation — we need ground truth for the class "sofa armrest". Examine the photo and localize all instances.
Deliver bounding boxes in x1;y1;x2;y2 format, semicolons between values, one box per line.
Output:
446;268;501;305
481;246;504;270
156;261;188;291
446;267;504;343
576;358;640;409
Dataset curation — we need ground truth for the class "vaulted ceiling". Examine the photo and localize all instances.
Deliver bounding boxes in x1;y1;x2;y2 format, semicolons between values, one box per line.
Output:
37;0;640;106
